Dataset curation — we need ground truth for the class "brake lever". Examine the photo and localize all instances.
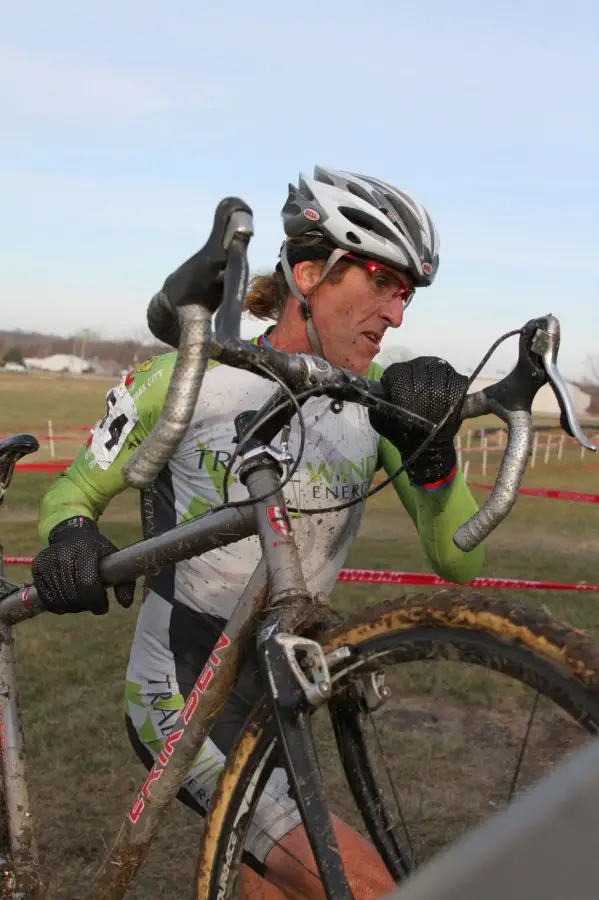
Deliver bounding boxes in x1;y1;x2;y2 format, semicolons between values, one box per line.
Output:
455;312;596;552
146;198;253;349
0;434;40;505
214;212;255;343
125;200;254;489
531;315;597;451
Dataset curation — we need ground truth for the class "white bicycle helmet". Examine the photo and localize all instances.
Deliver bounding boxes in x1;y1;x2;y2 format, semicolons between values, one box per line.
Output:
278;165;440;358
282;166;439;288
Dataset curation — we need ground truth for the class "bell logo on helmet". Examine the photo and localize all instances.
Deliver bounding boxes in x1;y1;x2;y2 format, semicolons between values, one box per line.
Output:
303;208;320;221
422;262;433;275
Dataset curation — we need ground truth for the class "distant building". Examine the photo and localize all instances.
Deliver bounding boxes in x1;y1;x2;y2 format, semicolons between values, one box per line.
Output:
24;354;93;374
468;375;590;418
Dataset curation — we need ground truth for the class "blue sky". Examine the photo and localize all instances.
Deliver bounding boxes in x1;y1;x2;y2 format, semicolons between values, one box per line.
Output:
3;0;598;380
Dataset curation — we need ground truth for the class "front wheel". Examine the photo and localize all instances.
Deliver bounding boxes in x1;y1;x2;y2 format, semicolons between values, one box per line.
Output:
195;590;599;899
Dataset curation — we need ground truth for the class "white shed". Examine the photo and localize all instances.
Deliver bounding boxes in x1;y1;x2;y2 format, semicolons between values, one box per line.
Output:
24;354;92;374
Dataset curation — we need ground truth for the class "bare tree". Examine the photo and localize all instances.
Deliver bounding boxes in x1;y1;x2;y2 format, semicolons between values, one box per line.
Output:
71;328;102;360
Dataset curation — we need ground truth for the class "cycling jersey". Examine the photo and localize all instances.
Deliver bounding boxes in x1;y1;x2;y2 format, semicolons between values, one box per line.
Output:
37;348;484;866
39;350;484;606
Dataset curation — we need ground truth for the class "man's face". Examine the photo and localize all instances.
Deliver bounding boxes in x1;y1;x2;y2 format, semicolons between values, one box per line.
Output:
306;261;413;374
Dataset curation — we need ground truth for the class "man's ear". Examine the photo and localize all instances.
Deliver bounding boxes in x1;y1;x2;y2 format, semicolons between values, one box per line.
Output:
292;259;324;295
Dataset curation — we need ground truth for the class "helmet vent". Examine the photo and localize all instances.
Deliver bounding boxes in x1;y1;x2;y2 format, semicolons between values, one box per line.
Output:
341;207;396;242
383;193;423;252
345;182;373;204
283;201;301;217
345;231;362;245
316;171;336;187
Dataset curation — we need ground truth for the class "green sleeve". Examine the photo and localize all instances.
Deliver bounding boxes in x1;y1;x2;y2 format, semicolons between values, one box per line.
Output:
38;353;176;542
368;362;484;584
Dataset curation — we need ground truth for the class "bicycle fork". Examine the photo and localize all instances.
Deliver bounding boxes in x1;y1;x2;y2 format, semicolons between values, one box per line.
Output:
238;450;356;900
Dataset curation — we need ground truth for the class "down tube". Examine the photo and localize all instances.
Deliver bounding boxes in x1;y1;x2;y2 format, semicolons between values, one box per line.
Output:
89;559;269;900
0;504;257;626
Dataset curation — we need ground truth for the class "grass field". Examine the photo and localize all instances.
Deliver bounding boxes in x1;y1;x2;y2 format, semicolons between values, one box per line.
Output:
1;369;599;898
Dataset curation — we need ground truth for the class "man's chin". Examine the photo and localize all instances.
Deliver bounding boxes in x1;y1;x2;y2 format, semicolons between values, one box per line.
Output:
350;354;373;376
323;347;372;376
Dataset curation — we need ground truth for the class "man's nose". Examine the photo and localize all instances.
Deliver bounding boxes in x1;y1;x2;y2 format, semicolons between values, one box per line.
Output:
381;297;404;328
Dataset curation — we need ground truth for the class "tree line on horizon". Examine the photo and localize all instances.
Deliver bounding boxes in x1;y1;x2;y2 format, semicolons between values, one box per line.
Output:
0;327;168;372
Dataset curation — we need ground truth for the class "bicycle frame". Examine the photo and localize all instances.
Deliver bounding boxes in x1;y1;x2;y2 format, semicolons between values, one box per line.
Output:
0;448;353;899
2;197;598;899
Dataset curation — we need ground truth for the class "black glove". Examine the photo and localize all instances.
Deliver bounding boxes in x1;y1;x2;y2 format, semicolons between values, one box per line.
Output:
369;357;468;487
31;516;136;615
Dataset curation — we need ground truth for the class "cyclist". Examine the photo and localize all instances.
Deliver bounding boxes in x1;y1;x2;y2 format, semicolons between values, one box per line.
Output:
32;166;485;898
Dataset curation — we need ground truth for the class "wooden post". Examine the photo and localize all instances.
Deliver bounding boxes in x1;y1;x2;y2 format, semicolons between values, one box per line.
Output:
531;432;539;468
48;420;55;460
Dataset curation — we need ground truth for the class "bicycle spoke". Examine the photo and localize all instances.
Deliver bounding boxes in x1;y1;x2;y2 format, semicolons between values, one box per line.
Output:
323;657;589;876
261;833;326;888
508;690;541;803
365;710;416;868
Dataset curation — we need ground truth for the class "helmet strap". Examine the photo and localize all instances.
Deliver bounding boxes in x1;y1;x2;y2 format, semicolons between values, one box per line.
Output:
279;244;348;360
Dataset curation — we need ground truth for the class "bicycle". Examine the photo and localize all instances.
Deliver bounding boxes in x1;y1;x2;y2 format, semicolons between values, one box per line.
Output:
0;196;598;899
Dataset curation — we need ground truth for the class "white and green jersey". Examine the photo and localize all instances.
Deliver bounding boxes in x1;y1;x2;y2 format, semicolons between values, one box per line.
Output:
38;345;485;864
39;348;484;618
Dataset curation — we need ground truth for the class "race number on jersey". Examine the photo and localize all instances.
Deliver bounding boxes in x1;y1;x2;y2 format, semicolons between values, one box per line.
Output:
88;380;138;470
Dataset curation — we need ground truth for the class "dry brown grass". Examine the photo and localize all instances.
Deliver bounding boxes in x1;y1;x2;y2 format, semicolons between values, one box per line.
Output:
1;372;598;896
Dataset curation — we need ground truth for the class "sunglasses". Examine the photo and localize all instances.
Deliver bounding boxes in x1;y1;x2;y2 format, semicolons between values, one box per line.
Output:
344;253;416;309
